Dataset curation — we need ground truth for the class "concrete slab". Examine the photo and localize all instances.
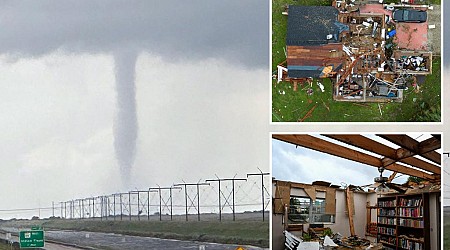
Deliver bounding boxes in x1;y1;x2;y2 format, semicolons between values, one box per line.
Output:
359;4;430;51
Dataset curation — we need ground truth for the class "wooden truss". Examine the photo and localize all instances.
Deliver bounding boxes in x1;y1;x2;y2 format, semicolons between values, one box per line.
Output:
272;134;441;182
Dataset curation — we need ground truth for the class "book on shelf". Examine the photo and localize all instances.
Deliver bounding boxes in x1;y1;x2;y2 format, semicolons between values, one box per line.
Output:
399;238;423;250
398;218;424;228
378;217;396;225
378;226;396;236
378;200;396;207
398;207;423;217
398;197;422;207
379;208;396;216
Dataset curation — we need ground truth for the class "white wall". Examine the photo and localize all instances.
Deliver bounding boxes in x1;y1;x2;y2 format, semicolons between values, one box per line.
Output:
429;193;439;250
328;190;368;237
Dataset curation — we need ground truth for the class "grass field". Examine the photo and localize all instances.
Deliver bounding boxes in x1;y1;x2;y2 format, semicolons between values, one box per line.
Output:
444;209;450;249
272;0;441;122
0;214;269;248
0;243;12;250
0;243;13;250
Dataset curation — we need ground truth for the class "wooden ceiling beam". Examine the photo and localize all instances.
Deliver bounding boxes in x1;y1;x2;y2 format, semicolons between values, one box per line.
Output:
377;134;441;165
273;134;435;180
418;137;441;154
325;135;440;175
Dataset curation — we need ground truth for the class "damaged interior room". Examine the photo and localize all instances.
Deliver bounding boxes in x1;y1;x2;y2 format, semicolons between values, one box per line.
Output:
272;134;441;250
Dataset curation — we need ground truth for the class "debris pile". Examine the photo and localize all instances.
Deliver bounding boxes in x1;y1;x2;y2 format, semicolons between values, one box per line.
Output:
396;55;428;71
285;228;383;249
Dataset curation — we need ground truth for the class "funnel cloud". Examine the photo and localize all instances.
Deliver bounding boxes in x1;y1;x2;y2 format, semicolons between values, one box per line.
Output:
113;50;138;185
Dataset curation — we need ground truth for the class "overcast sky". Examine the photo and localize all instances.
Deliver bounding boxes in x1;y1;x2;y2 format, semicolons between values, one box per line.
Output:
0;1;269;219
0;1;448;218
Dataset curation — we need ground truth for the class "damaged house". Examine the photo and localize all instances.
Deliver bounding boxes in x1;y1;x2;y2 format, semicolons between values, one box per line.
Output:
272;134;441;250
277;2;434;102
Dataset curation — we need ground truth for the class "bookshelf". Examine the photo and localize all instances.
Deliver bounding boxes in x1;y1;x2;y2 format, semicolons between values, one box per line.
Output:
377;193;430;250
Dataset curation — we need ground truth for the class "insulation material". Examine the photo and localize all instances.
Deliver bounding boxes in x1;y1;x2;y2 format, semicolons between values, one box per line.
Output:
325;187;336;215
304;187;316;201
298;242;320;250
277;65;287;83
274;181;291;214
324;235;338;247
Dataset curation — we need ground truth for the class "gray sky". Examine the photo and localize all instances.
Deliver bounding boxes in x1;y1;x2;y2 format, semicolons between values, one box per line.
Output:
0;1;269;219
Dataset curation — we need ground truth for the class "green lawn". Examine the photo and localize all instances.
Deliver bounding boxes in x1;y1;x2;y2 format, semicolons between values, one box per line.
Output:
444;212;450;249
272;0;441;122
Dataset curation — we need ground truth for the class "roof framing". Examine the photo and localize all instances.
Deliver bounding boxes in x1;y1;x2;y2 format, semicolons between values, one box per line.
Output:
272;134;441;182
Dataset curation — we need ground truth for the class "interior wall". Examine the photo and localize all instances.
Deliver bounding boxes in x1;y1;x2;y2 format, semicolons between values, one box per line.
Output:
329;190;368;237
272;214;285;250
429;193;439;250
367;192;378;223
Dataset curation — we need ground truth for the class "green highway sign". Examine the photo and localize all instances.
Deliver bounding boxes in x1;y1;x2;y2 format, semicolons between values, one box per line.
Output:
19;230;44;248
30;226;42;230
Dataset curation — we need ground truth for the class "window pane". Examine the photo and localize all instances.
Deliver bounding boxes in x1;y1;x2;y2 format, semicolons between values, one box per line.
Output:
289;197;310;223
312;198;334;223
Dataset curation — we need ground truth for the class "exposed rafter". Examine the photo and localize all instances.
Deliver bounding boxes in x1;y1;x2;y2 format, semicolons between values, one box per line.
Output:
324;135;440;175
377;134;441;165
272;134;439;181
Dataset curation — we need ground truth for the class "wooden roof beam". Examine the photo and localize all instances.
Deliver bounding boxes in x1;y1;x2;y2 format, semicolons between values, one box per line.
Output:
325;135;440;175
273;134;435;180
377;134;441;165
418;137;441;154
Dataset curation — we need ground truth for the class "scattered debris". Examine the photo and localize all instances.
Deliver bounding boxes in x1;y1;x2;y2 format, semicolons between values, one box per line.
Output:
276;2;434;104
316;82;325;92
299;105;317;122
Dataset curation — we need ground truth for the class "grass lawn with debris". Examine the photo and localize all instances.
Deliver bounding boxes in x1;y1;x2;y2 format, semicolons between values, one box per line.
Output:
272;0;441;122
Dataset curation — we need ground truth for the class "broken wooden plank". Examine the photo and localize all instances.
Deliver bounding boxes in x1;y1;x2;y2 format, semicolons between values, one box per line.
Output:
299;105;317;122
346;187;356;236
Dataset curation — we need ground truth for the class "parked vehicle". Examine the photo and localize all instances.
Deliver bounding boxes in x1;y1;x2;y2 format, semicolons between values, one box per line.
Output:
393;9;427;23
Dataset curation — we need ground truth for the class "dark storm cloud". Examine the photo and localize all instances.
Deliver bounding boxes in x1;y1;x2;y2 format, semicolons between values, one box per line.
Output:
0;0;269;68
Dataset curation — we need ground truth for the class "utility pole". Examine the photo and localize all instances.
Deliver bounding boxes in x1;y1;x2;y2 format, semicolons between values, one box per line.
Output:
174;182;210;221
97;196;104;221
120;193;123;221
92;197;95;219
207;176;247;221
215;177;246;221
113;194;116;220
105;195;110;220
129;190;146;221
149;186;181;221
247;170;270;221
128;191;132;221
52;201;55;218
71;200;74;219
149;186;163;221
206;176;224;221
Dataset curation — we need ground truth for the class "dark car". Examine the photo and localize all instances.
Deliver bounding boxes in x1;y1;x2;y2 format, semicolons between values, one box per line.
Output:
393;9;427;23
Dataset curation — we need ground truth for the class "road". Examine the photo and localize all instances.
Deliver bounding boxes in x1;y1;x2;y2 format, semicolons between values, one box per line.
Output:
1;228;266;250
0;231;83;250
